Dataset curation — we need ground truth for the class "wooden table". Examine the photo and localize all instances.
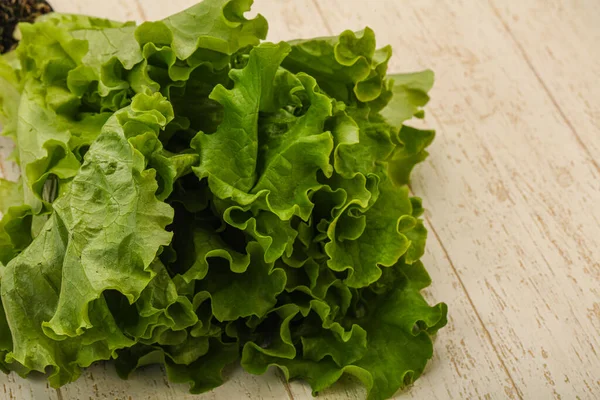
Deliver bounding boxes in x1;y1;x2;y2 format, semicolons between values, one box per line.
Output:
1;0;599;399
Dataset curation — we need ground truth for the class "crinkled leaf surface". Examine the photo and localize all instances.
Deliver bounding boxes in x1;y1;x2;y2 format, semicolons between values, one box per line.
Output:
0;1;446;399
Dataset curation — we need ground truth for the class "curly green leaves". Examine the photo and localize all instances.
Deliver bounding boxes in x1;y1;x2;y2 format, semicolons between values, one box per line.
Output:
324;179;412;288
284;27;391;104
193;43;292;193
381;70;434;129
1;93;175;384
43;134;173;338
192;43;335;258
115;337;239;394
15;81;81;213
388;125;435;186
0;179;21;215
2;0;269;218
174;225;286;322
107;259;197;345
250;73;333;221
242;262;447;400
1;216;134;386
350;262;448;400
0;1;446;398
135;0;268;61
196;241;287;321
0;54;20;139
0;205;32;266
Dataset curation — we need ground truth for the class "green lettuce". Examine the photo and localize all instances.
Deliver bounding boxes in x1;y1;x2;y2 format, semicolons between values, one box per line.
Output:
0;1;446;399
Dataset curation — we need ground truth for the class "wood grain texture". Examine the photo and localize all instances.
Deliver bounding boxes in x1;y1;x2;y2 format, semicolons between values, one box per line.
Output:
2;0;600;399
51;0;145;22
488;0;600;173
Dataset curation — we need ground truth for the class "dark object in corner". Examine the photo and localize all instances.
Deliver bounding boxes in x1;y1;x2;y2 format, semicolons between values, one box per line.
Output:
1;0;53;54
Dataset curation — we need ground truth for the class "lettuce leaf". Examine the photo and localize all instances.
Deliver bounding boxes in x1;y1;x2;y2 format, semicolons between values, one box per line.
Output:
0;1;446;399
1;92;174;383
242;261;447;400
283;28;391;104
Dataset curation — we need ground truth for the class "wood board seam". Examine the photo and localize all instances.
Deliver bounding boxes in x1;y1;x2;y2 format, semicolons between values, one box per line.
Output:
133;0;149;21
424;104;526;396
486;0;600;175
425;218;525;400
277;370;296;400
310;0;335;36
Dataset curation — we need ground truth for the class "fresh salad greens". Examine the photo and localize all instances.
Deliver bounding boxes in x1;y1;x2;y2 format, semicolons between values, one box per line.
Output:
0;1;447;399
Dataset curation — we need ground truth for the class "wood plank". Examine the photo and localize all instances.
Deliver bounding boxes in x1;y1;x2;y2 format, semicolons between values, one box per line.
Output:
488;0;600;172
315;0;600;398
51;0;146;22
53;363;288;400
0;373;57;400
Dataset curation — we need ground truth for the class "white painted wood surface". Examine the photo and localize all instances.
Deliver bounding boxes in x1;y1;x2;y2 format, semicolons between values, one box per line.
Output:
1;0;599;399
